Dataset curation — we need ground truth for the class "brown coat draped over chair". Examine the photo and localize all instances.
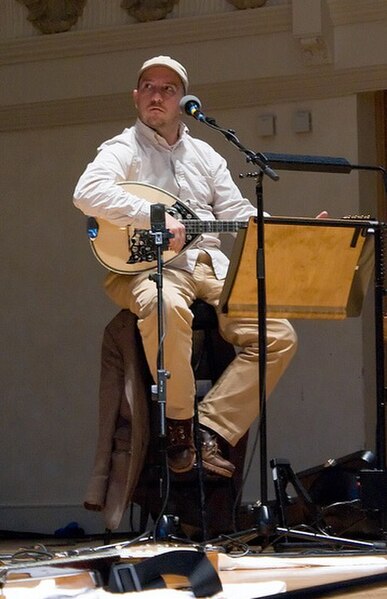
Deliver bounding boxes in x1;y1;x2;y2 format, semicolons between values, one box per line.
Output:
83;309;152;531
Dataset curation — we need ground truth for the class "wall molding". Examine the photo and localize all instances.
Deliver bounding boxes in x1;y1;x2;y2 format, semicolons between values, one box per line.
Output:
2;63;387;132
1;1;386;67
0;5;291;66
328;0;387;26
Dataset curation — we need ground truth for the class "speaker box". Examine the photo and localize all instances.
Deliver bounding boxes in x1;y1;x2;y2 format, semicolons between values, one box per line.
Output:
358;470;387;510
285;451;384;538
297;450;375;503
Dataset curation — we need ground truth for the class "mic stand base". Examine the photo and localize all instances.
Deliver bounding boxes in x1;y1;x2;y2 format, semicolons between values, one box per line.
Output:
206;525;387;553
274;527;387;552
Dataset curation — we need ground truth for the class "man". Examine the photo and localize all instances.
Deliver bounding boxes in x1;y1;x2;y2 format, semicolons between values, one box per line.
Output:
73;56;298;479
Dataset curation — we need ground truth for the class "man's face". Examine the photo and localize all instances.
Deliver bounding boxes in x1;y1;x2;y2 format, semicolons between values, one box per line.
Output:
133;66;184;142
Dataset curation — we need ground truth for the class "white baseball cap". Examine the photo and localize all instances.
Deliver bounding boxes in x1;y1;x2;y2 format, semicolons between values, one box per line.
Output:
137;55;189;92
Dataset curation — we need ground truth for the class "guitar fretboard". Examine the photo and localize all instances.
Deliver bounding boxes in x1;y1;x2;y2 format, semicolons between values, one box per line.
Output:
181;220;248;234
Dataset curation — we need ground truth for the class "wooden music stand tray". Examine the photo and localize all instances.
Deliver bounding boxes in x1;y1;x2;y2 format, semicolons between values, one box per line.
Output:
220;216;374;320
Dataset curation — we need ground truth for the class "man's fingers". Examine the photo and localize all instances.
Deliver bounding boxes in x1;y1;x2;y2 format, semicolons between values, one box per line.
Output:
165;213;186;252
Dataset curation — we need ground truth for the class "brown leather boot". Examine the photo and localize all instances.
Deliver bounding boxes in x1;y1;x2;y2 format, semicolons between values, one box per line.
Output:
200;428;235;478
166;418;195;474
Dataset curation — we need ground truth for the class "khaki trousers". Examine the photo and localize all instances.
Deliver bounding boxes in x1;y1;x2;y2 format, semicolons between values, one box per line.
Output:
104;253;297;446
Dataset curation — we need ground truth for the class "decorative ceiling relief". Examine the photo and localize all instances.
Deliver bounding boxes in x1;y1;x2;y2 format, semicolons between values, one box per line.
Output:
227;0;267;8
297;36;332;66
292;0;334;66
13;0;269;34
16;0;88;34
121;0;179;22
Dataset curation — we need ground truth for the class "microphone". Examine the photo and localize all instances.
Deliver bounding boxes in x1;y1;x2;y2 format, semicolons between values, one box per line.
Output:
179;95;206;122
150;203;173;251
150;202;166;232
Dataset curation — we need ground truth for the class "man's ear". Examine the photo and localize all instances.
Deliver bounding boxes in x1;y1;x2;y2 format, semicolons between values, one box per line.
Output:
133;89;138;108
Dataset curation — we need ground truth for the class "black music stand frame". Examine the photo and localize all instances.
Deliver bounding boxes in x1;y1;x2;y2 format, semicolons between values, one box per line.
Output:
259;153;387;473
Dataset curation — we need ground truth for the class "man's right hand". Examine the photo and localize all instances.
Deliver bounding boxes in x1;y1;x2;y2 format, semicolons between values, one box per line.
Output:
165;212;186;253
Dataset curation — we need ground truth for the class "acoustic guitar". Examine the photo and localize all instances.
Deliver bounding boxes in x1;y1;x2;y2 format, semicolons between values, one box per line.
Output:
86;181;248;274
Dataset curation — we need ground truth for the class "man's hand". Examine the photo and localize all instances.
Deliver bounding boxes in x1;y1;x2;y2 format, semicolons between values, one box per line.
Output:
165;212;186;253
316;211;329;219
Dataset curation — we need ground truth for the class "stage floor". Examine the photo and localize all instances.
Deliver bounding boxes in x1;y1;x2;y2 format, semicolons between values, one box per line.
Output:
1;536;387;597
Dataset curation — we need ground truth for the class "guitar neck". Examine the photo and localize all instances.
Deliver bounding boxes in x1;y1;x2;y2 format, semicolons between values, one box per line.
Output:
182;220;247;234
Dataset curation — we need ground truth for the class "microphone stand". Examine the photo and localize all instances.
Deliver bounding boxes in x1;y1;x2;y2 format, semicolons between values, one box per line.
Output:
193;111;387;551
148;203;176;540
193;114;280;529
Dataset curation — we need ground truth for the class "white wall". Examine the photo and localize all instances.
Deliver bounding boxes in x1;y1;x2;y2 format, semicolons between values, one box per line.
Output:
0;0;386;534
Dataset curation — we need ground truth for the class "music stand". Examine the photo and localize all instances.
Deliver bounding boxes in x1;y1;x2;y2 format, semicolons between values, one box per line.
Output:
219;216;378;544
220;216;374;320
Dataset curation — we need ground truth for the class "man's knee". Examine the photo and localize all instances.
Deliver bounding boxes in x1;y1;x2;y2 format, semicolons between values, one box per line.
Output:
267;320;298;372
162;295;193;327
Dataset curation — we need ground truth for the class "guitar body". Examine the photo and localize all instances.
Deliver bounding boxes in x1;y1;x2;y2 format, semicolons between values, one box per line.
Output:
87;182;202;275
86;181;247;275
